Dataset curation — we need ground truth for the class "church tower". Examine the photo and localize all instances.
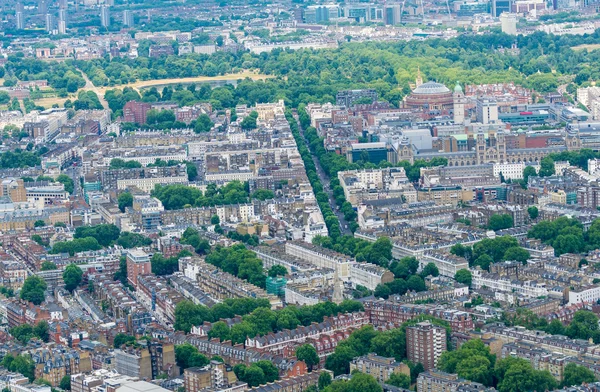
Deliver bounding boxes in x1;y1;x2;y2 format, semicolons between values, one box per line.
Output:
566;127;582;151
453;81;466;124
332;265;344;305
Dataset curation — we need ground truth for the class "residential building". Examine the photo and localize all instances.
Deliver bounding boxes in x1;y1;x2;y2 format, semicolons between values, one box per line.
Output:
350;354;410;384
406;321;447;370
126;249;151;288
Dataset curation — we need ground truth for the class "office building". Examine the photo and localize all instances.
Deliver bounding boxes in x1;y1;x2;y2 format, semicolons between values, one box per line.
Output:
476;98;499;124
336;89;378;107
45;13;53;32
304;4;339;23
123;10;134;27
406;321;447;370
492;0;513;16
500;13;518;35
16;2;25;29
100;5;110;27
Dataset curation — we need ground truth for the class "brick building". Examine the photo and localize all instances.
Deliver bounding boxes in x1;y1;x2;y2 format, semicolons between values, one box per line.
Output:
123;101;152;125
406;321;447;370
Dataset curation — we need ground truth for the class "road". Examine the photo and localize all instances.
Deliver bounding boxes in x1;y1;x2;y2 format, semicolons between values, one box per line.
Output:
77;68;109;110
295;116;352;236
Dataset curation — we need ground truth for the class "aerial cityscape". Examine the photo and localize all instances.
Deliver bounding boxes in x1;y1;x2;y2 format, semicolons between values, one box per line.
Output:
3;0;600;392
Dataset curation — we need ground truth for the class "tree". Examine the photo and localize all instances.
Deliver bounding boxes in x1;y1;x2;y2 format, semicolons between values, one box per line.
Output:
421;262;439;278
374;284;391;299
268;265;287;277
562;363;597;387
40;261;57;271
118;192;133;212
56;174;74;194
113;333;136;348
539;156;555;177
63;264;83;293
318;371;332;390
194;114;214;133
34;220;46;227
503;247;530;264
175;343;208;370
174;300;210;333
186;162;198;181
565;310;600;341
523;165;537;184
496;359;557;392
387;373;410;388
33;321;49;342
473;254;493;270
455;269;472;287
20;275;47;305
488;214;514;231
208;321;231;342
527;206;539;220
325;345;358;376
326;372;382;392
255;361;279;383
252;189;275;201
406;275;426;292
296;344;320;371
211;215;220;225
245;365;267;387
241;111;258;130
60;375;71;390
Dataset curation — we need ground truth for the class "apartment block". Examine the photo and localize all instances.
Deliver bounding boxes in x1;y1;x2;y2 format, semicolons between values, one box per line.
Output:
114;347;152;381
350;354;410;384
126;249;151;288
184;361;240;392
406;321;447;370
420;251;469;278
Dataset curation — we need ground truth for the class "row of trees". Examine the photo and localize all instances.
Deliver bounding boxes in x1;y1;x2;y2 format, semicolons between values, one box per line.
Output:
205;244;266;288
206;300;363;345
173;297;272;333
9;321;49;344
450;236;530;270
0;149;41;169
151;249;193;276
373;256;434;299
528;216;600;256
50;224;153;255
504;308;600;344
174;297;363;341
233;361;279;387
288;109;394;268
151;181;251;210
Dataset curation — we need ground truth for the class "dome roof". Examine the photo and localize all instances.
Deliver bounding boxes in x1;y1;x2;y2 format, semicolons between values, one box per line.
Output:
413;81;450;95
454;82;463;93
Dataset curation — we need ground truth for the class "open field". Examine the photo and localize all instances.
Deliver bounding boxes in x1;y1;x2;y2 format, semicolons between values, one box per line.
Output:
28;71;273;110
94;71;274;95
34;96;70;108
572;44;600;51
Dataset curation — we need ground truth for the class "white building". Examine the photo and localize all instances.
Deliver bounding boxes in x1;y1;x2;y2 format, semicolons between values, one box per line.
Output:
116;175;188;192
349;262;394;290
568;285;600;305
420;251;469;278
472;269;548;298
500;13;517;35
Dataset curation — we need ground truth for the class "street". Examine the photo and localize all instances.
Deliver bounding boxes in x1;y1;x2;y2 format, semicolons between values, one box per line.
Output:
296;116;352;235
